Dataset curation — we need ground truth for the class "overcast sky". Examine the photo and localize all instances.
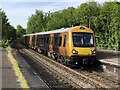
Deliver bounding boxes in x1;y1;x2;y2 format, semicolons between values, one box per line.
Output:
0;0;119;28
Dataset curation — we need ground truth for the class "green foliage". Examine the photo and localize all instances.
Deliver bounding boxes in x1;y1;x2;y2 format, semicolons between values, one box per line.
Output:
26;10;44;33
75;2;100;28
26;1;120;50
0;9;17;48
17;25;26;38
62;7;76;27
46;11;65;30
94;2;120;50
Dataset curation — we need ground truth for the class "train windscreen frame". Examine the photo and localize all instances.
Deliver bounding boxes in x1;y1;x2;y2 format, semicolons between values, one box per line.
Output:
72;32;94;47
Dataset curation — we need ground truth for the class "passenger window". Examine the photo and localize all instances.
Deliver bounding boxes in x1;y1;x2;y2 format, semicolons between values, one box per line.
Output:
63;35;66;47
39;37;41;43
53;37;61;46
38;37;40;43
44;37;47;44
46;37;49;44
58;37;62;46
44;37;46;44
54;37;58;45
37;36;39;43
41;37;44;44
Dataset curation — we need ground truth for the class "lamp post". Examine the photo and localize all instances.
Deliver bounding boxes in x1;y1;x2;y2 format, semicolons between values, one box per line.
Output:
88;17;91;28
84;16;95;28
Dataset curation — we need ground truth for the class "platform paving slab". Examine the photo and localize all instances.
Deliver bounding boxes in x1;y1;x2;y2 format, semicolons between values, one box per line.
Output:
97;50;120;67
2;49;21;89
12;48;50;89
0;47;2;90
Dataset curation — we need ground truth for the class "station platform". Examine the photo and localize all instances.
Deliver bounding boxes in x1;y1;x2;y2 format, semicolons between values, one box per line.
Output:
2;49;21;89
97;50;120;67
1;47;50;89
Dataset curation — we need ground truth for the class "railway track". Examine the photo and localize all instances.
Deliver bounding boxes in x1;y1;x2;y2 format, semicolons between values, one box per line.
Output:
74;68;119;88
17;50;54;90
15;47;74;90
16;43;119;89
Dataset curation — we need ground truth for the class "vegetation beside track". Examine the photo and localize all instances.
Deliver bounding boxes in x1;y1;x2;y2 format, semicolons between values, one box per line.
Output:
26;2;120;50
1;1;120;50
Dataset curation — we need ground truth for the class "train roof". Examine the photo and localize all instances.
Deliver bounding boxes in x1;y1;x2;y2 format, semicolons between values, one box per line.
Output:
35;27;71;35
23;27;71;36
23;26;93;36
23;33;36;36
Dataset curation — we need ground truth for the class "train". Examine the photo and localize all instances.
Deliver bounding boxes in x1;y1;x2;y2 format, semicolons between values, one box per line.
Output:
21;26;96;66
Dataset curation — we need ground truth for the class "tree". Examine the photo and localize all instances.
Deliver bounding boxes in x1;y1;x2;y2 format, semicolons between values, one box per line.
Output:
94;2;120;50
17;25;26;38
43;11;52;31
62;7;76;27
75;2;100;29
25;1;119;50
46;11;65;30
26;10;44;34
109;2;120;50
0;8;9;40
0;9;17;47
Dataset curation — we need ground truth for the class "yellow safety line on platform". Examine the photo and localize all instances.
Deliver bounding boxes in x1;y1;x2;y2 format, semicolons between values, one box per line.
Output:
7;47;29;90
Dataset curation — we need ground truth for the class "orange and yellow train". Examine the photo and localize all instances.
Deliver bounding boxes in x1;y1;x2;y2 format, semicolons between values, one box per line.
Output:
21;26;96;66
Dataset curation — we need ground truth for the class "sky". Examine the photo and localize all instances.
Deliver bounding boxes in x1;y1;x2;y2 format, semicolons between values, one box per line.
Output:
0;0;119;28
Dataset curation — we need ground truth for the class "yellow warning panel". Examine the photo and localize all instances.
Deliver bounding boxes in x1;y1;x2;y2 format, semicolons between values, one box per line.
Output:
7;47;29;89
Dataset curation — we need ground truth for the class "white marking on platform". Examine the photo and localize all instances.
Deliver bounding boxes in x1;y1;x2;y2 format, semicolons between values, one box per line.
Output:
99;58;120;67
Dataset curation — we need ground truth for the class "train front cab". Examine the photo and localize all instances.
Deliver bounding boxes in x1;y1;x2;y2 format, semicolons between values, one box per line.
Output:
63;26;96;66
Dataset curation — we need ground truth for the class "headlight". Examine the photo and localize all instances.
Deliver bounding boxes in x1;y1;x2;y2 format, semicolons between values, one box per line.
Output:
91;50;96;54
72;49;78;54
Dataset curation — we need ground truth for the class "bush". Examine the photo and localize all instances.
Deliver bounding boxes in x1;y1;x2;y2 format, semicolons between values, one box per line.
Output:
0;40;9;48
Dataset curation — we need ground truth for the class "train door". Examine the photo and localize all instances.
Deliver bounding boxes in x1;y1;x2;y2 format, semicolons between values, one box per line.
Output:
62;33;67;56
34;35;37;49
49;34;54;58
49;34;54;52
53;33;60;53
32;35;35;49
29;35;33;48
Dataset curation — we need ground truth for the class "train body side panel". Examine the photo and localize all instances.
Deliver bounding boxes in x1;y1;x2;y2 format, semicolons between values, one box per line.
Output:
58;33;64;56
36;34;50;51
29;35;33;47
49;34;54;52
